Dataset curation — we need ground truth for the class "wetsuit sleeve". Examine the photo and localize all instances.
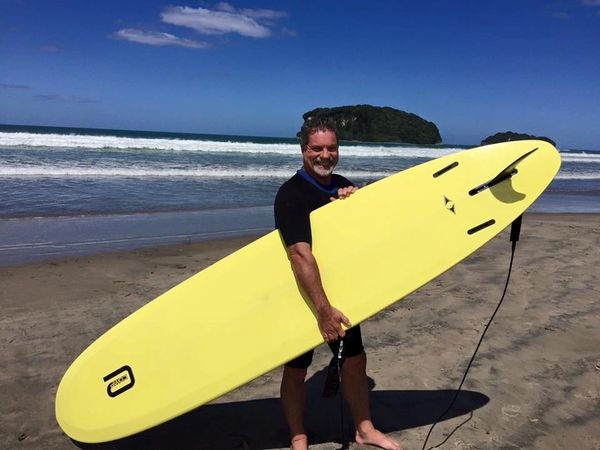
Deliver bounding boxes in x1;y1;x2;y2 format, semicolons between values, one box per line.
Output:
274;185;312;247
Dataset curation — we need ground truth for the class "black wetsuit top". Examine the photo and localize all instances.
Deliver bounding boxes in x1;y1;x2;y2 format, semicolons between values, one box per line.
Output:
274;169;363;369
274;170;353;246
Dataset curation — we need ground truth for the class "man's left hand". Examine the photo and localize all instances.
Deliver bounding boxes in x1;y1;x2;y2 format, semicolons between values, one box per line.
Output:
330;186;358;202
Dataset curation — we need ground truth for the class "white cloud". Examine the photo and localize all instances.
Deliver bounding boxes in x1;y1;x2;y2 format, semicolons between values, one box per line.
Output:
282;27;297;37
215;2;236;13
239;8;287;20
582;0;600;5
161;5;285;38
113;28;210;48
111;4;289;50
216;2;286;19
0;83;31;89
35;94;98;103
551;11;570;19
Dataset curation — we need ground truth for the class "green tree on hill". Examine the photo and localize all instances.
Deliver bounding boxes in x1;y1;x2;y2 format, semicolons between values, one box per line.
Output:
481;131;556;147
302;105;442;144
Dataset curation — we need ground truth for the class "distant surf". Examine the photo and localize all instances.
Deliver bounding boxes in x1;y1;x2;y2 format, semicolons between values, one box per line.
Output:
1;124;598;219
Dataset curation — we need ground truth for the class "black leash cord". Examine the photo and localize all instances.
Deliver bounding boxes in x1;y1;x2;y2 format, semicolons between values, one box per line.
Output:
338;340;345;444
421;215;523;450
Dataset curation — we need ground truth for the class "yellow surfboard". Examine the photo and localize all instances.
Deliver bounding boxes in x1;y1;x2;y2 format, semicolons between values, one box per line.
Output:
55;140;560;443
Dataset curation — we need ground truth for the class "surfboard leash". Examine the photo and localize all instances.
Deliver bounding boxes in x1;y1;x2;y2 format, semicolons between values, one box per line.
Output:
337;340;346;446
421;215;523;450
322;338;347;445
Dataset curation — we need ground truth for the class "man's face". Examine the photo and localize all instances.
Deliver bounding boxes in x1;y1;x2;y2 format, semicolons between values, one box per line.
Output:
302;130;339;182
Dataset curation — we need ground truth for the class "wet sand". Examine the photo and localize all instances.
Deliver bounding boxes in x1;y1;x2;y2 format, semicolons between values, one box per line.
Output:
1;213;599;449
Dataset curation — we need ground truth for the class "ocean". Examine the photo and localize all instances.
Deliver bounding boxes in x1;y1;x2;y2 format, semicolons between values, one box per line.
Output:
1;124;599;265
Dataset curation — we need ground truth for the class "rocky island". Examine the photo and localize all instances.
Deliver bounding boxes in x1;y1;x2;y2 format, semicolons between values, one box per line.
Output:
301;105;442;144
481;131;556;147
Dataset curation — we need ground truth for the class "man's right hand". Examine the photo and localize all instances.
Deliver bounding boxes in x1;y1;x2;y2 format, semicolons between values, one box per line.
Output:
317;306;352;342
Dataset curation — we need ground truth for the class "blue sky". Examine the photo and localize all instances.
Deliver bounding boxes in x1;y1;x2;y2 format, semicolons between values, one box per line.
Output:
1;0;599;148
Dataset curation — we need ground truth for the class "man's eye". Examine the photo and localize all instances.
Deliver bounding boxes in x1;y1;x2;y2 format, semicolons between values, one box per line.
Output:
308;146;338;152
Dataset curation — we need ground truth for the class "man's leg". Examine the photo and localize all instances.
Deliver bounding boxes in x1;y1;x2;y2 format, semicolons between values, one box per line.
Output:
281;365;309;450
341;352;402;450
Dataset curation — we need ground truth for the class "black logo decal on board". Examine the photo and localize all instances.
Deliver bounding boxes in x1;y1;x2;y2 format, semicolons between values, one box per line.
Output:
103;365;135;398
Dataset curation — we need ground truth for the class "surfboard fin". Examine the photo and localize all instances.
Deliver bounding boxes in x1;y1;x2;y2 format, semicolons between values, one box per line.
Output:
469;148;538;196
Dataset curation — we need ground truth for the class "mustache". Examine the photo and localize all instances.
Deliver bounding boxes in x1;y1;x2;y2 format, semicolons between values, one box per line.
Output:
315;157;335;164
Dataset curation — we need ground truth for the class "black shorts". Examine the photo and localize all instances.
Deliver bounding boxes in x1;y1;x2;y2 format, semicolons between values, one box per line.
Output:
285;325;364;369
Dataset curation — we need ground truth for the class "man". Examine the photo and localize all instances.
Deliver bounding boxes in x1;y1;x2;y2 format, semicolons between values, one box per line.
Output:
274;118;401;450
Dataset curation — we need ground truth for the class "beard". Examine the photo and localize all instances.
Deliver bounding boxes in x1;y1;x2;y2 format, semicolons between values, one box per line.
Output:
311;157;336;178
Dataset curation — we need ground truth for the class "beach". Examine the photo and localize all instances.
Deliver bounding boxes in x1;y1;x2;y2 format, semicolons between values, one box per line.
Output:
1;213;598;450
3;1;600;448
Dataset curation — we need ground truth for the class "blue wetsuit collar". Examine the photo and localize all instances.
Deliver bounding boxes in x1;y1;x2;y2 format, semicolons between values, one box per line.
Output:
297;167;339;196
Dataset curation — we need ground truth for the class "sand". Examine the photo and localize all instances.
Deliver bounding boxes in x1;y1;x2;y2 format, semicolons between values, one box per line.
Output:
1;213;599;450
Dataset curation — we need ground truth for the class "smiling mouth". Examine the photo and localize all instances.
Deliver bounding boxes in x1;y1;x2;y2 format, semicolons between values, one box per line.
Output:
316;159;333;167
315;163;333;172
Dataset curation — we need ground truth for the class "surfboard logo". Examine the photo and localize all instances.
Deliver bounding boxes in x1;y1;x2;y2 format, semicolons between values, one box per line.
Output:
443;196;456;214
103;365;135;398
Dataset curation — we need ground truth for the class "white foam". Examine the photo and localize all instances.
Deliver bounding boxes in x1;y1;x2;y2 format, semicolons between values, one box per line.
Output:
3;132;600;162
0;165;392;179
559;153;600;163
555;172;600;180
3;163;598;180
0;132;459;158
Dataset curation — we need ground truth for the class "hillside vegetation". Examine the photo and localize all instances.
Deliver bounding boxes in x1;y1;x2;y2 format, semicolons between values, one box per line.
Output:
302;105;442;144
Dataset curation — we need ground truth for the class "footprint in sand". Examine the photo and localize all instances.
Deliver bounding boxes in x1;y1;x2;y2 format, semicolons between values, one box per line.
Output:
502;404;521;418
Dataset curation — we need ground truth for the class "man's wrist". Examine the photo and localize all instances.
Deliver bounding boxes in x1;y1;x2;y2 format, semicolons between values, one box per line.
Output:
316;302;332;317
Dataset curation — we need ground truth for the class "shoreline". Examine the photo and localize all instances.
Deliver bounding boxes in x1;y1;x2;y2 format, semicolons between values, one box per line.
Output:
1;213;599;449
0;206;274;268
1;205;599;268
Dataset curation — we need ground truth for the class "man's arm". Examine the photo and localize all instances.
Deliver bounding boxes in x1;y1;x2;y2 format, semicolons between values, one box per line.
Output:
287;241;351;342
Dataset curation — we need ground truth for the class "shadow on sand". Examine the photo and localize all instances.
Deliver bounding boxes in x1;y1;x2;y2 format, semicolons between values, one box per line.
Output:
74;368;489;450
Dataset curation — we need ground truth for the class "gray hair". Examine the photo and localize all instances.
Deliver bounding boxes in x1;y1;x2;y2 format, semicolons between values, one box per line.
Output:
297;117;339;149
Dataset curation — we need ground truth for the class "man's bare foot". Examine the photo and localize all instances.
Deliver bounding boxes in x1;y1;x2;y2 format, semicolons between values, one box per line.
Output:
290;433;309;450
355;428;401;450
